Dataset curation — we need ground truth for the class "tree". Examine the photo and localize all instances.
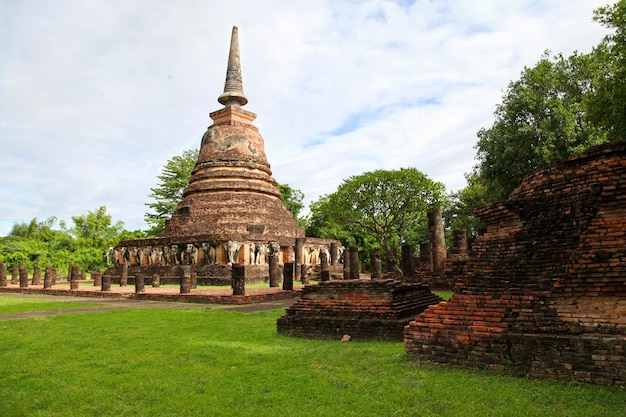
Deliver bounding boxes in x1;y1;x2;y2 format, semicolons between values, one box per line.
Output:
473;2;626;203
145;149;199;235
309;168;445;278
443;174;488;240
474;51;607;201
277;183;304;221
588;0;626;142
69;206;124;248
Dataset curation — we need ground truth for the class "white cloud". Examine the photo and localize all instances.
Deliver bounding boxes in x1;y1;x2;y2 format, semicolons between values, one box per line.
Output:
0;0;610;235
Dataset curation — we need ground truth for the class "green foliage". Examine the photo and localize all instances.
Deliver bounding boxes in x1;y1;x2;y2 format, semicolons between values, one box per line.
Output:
0;207;128;273
144;148;199;235
0;305;623;416
277;183;305;222
588;0;626;142
474;51;607;201
443;173;489;240
307;168;445;276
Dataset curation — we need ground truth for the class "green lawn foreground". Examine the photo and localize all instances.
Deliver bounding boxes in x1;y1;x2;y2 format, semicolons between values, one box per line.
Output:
0;296;106;315
0;305;623;417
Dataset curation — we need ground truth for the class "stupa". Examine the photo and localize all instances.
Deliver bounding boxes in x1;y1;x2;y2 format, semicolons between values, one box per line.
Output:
105;27;340;285
160;26;304;244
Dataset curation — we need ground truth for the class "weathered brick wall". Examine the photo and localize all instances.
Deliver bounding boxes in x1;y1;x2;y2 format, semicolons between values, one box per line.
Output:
278;279;443;341
405;141;626;385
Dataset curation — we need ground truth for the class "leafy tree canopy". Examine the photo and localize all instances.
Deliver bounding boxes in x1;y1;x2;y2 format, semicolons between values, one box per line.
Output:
472;2;625;203
307;167;445;277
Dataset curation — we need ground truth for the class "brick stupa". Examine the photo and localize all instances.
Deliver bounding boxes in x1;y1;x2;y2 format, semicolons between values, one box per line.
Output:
160;26;304;243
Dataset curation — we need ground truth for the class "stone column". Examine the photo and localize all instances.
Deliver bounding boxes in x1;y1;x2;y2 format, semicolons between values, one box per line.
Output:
0;263;7;287
401;244;415;277
120;263;128;287
19;265;29;288
44;266;53;289
93;271;102;287
349;246;360;280
101;274;111;291
370;251;382;279
294;238;304;282
283;262;294;291
452;229;468;257
32;266;42;285
330;242;338;266
232;264;245;296
179;266;191;294
269;253;280;287
80;269;86;281
301;264;309;284
70;265;79;290
11;267;18;285
419;242;432;272
320;251;329;272
428;207;447;272
51;268;58;285
152;274;160;288
191;272;198;290
320;269;330;282
135;273;145;294
343;252;351;280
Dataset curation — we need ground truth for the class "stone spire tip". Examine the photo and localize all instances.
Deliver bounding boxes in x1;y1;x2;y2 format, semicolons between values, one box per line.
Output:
218;26;248;107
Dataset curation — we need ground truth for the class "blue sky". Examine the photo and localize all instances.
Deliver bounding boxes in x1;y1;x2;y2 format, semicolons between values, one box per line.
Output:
0;0;610;235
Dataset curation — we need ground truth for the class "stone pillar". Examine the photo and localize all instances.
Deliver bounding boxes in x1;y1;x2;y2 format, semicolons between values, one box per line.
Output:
179;266;191;294
301;264;309;284
294;238;304;282
190;272;198;290
452;229;468;256
330;242;338;266
320;251;329;272
135;273;145;294
283;262;294;291
80;269;86;281
428;207;447;272
19;265;29;288
92;270;102;287
101;274;111;291
269;253;280;287
44;266;53;289
51;268;58;285
120;263;128;287
11;267;19;285
152;274;160;288
70;265;79;290
232;264;245;296
32;266;42;285
0;263;7;287
320;270;330;282
343;251;351;280
370;251;382;279
401;244;415;277
349;246;360;280
419;242;432;272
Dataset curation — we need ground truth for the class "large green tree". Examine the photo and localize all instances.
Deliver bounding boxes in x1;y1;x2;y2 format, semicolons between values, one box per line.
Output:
473;2;625;203
307;168;445;278
144;149;199;235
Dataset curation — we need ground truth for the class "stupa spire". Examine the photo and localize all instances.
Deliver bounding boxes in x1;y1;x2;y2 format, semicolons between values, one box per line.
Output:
218;26;248;107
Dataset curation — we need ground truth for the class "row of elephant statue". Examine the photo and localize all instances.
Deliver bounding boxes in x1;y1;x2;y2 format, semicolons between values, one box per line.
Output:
106;241;341;267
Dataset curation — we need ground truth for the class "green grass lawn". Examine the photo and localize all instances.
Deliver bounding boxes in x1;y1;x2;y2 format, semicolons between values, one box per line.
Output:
0;296;106;315
0;303;623;416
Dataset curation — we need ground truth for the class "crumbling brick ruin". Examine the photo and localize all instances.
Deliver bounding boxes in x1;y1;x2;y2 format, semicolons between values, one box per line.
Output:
405;141;626;386
277;279;443;341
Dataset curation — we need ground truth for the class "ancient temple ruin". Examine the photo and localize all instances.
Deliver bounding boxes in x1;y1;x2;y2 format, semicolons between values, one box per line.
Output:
104;27;341;284
405;141;626;386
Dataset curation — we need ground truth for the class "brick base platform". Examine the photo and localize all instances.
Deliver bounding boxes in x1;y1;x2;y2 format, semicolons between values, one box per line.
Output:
277;279;443;341
0;284;301;305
